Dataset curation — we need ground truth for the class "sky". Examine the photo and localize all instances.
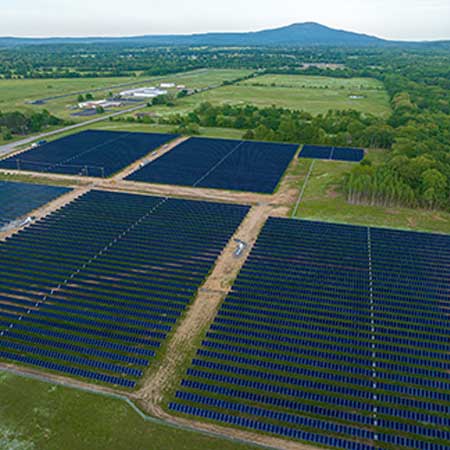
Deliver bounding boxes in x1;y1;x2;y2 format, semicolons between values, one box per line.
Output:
1;0;450;40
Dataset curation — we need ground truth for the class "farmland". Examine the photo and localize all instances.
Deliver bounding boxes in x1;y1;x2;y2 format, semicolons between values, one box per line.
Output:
152;74;391;117
0;69;253;121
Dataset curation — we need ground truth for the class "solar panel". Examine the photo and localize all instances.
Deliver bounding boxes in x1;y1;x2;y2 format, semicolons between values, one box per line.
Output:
0;130;178;177
0;190;249;387
126;137;298;194
0;181;71;229
299;145;364;162
172;217;450;449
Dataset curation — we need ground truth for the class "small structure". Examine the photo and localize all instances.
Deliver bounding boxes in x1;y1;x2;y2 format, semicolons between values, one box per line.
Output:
160;83;175;88
234;239;248;258
119;87;167;99
78;99;122;109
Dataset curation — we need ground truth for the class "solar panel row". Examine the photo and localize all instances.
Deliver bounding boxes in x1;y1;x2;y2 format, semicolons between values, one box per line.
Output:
0;181;71;229
0;130;177;177
299;145;364;162
0;190;249;388
171;218;450;450
126;137;298;193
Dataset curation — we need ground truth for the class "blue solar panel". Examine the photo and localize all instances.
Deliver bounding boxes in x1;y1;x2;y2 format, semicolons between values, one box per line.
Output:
0;181;71;228
126;137;298;193
299;145;364;162
0;130;178;177
0;189;249;387
172;217;450;450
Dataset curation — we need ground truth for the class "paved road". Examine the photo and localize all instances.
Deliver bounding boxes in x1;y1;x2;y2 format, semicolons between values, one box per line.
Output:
0;103;148;157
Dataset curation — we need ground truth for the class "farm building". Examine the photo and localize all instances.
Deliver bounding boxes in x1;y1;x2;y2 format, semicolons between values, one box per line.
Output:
119;87;167;99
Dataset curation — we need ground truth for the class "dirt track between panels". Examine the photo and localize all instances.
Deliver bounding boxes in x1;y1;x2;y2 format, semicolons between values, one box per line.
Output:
0;144;318;450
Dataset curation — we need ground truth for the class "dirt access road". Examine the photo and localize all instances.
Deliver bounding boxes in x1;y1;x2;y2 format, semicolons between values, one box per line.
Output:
0;142;317;450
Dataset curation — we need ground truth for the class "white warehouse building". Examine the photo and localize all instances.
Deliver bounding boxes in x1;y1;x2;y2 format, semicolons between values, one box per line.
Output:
119;87;167;99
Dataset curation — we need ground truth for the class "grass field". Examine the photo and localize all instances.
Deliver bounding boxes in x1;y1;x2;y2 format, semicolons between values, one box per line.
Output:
293;156;450;234
153;74;391;117
0;371;256;450
0;69;253;122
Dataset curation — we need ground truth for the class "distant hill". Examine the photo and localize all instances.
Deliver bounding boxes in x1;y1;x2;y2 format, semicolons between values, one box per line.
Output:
0;22;448;48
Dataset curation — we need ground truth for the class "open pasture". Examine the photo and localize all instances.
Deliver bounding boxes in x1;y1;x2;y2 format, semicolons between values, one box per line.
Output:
166;74;391;117
0;371;256;450
0;69;253;121
171;217;450;450
0;190;249;388
126;137;298;194
293;158;450;234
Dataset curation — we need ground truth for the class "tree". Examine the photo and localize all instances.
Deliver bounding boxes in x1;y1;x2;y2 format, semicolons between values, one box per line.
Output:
242;130;255;140
2;129;12;141
77;94;84;102
420;169;447;209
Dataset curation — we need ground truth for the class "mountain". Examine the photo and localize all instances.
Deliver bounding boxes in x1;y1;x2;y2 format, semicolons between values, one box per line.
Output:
0;22;447;48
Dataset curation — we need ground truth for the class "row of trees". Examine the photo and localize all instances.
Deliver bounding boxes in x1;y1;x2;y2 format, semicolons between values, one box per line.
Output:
161;102;396;149
0;110;64;140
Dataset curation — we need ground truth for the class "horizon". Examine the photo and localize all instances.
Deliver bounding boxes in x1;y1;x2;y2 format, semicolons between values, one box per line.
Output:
1;0;450;41
1;22;450;43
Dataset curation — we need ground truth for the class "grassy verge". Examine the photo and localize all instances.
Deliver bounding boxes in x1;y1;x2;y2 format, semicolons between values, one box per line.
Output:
293;157;450;234
0;171;87;187
0;370;257;450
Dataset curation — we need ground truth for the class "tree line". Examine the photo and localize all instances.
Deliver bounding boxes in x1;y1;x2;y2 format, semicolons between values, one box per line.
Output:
0;110;64;141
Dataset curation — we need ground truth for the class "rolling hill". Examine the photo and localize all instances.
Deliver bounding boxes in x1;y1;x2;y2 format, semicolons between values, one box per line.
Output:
0;22;448;47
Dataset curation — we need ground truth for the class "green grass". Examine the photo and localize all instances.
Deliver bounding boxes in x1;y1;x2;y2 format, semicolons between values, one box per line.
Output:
0;172;85;187
0;69;253;123
0;371;257;450
156;74;391;117
8;121;245;149
293;157;450;234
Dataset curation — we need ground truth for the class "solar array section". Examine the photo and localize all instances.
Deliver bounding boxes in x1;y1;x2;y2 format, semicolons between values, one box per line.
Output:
0;190;249;388
170;218;450;450
0;181;70;229
126;137;298;194
299;145;364;162
0;130;178;177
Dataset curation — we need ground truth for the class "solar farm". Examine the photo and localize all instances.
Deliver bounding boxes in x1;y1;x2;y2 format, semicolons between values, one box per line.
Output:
170;218;450;450
0;130;178;177
299;145;365;162
0;180;71;229
126;137;299;193
0;126;449;450
0;190;249;387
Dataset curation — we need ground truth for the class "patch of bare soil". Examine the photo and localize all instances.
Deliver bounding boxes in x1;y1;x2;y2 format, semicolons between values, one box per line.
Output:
385;209;400;215
407;217;418;228
326;187;339;199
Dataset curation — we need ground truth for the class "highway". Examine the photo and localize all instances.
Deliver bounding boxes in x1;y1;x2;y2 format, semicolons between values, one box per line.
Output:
0;103;148;157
